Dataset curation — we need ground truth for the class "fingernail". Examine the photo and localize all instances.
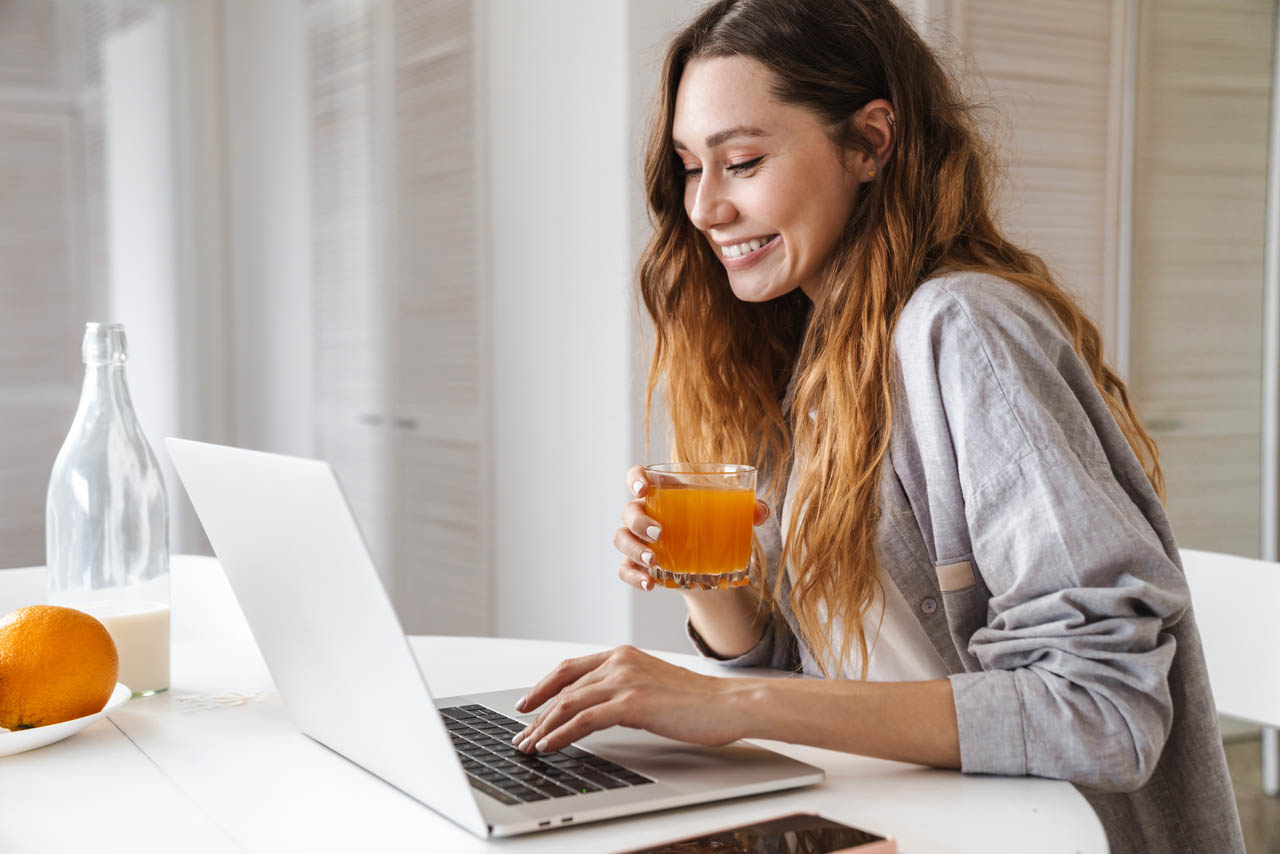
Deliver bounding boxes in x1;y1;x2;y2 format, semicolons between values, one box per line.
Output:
512;731;525;746
632;480;645;495
535;738;549;752
515;695;526;711
642;579;653;591
640;551;653;567
646;525;661;541
519;737;533;753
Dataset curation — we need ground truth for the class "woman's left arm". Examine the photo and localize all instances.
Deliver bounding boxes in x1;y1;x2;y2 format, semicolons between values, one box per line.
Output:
511;646;960;768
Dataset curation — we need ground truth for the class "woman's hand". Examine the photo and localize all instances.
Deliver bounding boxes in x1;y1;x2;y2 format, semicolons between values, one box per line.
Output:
510;645;749;754
614;465;771;591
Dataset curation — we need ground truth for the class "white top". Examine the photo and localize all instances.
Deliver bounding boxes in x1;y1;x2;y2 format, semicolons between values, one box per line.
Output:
781;457;949;682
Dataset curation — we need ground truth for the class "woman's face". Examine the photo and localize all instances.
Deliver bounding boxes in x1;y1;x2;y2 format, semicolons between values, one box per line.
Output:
673;56;864;302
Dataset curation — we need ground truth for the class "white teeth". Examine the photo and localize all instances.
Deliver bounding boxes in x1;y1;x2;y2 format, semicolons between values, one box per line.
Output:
722;236;773;259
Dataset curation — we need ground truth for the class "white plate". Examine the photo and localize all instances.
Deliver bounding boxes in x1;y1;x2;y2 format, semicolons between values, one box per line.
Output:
0;683;131;757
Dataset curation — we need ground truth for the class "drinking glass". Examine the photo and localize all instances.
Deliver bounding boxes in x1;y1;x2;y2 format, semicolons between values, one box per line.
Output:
642;463;757;590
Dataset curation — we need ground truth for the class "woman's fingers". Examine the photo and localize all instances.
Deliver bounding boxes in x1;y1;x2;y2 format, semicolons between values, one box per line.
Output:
513;647;745;754
526;695;629;755
625;465;649;498
613;524;658;579
621;499;662;543
616;468;661;592
512;681;620;753
618;558;656;591
514;649;613;714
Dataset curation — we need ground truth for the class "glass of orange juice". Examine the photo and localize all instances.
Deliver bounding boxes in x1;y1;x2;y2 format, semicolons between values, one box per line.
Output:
642;463;757;590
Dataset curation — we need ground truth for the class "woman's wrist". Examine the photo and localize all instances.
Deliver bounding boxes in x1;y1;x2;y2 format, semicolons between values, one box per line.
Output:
715;676;772;742
718;676;962;768
682;585;768;659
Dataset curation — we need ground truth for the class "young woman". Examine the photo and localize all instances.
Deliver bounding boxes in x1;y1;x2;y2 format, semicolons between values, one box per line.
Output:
510;1;1244;850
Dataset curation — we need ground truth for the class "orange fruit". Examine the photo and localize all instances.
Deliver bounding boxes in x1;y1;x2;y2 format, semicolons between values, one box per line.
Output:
0;605;119;731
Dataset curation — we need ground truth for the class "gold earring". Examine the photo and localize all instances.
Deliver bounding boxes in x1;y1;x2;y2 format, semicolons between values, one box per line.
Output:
868;167;876;178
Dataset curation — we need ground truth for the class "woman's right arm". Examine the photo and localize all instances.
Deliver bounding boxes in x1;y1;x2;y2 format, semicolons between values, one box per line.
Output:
614;465;770;659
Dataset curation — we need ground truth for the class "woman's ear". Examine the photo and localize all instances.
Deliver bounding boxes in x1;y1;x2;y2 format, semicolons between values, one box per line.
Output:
851;98;897;182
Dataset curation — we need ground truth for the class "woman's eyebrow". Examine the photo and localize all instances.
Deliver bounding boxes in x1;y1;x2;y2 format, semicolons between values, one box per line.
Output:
672;125;771;152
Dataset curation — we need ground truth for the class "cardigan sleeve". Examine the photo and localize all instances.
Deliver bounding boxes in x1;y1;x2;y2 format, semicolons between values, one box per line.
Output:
893;274;1190;792
685;610;801;672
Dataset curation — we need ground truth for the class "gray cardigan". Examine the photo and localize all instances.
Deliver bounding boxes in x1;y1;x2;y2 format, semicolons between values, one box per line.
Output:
687;271;1245;853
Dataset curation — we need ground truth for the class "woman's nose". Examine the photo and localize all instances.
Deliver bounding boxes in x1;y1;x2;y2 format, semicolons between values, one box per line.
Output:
687;177;735;232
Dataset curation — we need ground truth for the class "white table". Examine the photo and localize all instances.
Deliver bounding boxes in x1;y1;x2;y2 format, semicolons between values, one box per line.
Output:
0;556;1108;853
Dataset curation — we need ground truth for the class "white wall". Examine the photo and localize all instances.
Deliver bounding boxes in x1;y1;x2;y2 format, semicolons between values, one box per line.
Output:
102;9;183;548
221;0;314;459
487;0;637;646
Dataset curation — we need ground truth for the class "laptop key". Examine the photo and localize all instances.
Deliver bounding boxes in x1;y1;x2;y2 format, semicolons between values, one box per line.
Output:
559;745;592;758
517;789;551;802
487;763;521;777
509;754;541;767
593;778;629;793
490;747;527;760
540;754;577;766
594;762;632;777
588;774;629;790
617;772;654;785
544;775;580;789
467;775;519;805
533;782;576;797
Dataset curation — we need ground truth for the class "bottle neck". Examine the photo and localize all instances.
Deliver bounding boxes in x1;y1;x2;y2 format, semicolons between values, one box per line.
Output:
75;361;137;422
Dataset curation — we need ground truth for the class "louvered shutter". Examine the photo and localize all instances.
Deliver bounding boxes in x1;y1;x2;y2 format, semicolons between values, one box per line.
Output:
306;0;489;632
1128;0;1275;555
0;2;79;566
388;0;490;634
940;0;1125;351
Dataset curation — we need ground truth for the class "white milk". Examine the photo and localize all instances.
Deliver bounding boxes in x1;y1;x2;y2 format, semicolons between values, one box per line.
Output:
85;601;170;696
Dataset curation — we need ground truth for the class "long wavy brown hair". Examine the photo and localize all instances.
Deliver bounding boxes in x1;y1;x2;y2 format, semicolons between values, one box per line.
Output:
637;0;1163;677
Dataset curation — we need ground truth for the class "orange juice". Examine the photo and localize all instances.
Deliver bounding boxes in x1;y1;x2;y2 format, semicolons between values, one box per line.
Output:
645;486;754;588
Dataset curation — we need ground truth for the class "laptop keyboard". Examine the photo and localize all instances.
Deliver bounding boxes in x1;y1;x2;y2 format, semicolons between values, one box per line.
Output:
440;703;655;805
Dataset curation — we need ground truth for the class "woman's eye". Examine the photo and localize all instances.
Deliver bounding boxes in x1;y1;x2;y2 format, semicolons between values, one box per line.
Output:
680;156;764;181
728;156;764;174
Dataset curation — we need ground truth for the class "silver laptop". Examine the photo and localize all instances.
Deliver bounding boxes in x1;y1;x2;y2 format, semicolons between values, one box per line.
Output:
165;438;825;838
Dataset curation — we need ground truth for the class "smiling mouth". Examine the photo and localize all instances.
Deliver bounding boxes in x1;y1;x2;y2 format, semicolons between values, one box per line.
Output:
719;234;780;268
720;234;779;259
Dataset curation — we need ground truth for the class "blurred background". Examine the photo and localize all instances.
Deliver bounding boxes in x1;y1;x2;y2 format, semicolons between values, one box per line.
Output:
0;0;1277;842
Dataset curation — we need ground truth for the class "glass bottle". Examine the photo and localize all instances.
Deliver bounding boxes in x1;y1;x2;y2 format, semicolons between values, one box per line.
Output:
46;323;170;696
